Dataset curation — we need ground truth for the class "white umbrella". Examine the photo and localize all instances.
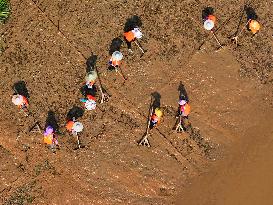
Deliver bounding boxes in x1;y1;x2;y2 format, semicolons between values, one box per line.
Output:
112;51;123;61
204;19;214;30
12;95;23;105
72;122;83;133
85;100;96;110
132;27;143;39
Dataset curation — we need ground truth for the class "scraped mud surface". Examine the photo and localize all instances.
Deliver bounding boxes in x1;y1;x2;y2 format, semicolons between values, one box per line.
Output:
0;0;273;204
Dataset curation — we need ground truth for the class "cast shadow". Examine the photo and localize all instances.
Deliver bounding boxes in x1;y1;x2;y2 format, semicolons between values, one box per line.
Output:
245;6;258;21
178;81;189;102
109;37;123;55
124;15;142;32
12;81;30;98
45;111;59;131
66;106;84;121
151;92;161;110
80;85;97;97
86;54;97;73
202;7;214;21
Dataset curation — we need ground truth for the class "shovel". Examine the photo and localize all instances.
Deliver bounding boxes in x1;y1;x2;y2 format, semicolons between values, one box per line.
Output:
134;40;146;57
115;66;127;81
175;115;185;133
211;31;223;49
138;97;153;147
231;19;251;46
94;66;110;104
73;132;85;150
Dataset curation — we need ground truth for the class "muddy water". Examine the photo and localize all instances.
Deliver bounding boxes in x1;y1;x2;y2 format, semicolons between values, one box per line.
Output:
176;110;273;205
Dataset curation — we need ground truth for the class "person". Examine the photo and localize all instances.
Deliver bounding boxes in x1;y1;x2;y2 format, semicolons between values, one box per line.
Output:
149;108;163;129
85;70;98;89
80;94;96;110
178;99;191;118
12;94;29;110
248;19;260;34
123;27;143;52
203;14;216;31
66;119;84;135
43;125;58;151
108;51;123;71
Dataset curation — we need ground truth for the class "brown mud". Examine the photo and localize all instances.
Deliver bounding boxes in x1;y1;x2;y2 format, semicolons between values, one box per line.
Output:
0;0;273;204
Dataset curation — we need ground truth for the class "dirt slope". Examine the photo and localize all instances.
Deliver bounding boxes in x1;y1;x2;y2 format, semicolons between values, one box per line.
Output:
177;110;273;205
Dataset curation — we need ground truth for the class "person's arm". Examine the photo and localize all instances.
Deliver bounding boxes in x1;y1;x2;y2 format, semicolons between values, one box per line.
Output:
80;98;87;103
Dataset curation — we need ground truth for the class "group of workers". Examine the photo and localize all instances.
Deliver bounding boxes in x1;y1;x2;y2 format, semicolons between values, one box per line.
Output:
11;9;260;150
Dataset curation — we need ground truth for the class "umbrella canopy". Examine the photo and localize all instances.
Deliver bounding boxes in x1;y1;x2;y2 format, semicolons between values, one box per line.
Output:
112;51;123;61
12;94;23;105
72;122;83;133
204;19;214;30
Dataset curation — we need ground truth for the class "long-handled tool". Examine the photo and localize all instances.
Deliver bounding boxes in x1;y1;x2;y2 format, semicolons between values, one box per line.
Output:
134;40;145;56
211;31;223;48
138;97;153;147
94;66;110;104
20;104;30;117
29;122;42;133
75;133;81;149
73;132;84;150
231;19;251;46
175;115;185;133
115;66;127;81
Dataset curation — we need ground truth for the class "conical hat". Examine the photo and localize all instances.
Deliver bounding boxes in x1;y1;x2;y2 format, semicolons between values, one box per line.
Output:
112;51;123;61
204;19;214;30
86;71;98;82
132;27;143;39
72;122;83;132
12;94;23;105
154;108;163;117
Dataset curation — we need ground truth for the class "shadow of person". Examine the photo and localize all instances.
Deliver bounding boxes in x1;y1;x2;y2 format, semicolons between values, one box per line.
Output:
66;106;85;121
202;7;214;21
45;110;59;132
124;15;142;32
12;81;30;98
80;85;97;97
245;6;258;21
151;92;161;110
109;37;123;55
178;81;189;102
86;54;98;73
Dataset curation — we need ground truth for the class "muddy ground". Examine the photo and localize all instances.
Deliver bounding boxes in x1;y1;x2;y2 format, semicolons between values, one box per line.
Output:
0;0;272;204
